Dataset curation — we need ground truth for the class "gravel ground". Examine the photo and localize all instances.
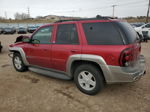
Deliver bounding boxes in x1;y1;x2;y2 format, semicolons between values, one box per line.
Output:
0;34;150;112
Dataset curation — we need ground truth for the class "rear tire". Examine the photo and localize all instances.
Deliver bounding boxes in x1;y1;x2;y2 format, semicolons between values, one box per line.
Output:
13;53;28;72
74;64;105;95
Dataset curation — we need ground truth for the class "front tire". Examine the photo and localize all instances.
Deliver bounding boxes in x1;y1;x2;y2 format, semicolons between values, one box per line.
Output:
74;64;105;95
13;53;28;72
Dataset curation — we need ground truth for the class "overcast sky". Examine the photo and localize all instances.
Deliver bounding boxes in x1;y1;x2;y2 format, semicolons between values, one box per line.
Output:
0;0;148;19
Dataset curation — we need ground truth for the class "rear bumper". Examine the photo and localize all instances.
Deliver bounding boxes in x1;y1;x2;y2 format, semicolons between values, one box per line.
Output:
106;55;146;84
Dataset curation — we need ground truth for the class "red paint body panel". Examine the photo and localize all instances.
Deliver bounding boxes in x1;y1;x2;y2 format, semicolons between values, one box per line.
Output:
9;19;141;72
51;45;81;71
81;45;128;66
26;44;52;68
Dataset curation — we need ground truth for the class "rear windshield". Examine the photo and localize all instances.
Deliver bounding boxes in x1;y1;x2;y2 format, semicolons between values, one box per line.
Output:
115;22;138;44
82;22;123;45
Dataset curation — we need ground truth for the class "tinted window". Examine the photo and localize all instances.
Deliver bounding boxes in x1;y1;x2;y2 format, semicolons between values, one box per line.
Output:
32;26;53;44
82;22;123;45
145;23;150;28
56;24;79;44
116;22;138;44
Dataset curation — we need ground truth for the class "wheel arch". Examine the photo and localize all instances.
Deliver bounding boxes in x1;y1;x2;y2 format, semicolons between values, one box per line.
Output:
71;60;106;82
66;54;112;83
11;50;20;54
9;47;29;66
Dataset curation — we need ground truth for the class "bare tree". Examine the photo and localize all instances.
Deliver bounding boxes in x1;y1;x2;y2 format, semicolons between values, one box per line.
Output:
14;12;30;20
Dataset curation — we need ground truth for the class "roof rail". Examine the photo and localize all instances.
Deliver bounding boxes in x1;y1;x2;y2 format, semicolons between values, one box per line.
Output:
55;15;115;23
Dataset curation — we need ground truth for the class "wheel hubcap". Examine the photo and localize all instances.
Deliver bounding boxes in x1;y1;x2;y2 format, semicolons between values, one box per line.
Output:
14;56;22;69
78;71;96;91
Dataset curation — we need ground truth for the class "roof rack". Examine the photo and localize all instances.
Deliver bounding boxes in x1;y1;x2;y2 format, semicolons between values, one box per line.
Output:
55;15;115;23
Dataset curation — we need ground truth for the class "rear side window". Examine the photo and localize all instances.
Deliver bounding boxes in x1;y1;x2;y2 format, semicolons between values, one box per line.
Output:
56;24;79;44
115;22;138;44
82;22;123;45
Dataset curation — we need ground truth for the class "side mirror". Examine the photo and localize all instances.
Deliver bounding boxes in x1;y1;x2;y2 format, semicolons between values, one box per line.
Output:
22;37;30;43
32;39;40;44
142;26;145;29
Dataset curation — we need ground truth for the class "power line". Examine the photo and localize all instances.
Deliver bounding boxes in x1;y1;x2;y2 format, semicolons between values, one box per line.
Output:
118;0;146;6
117;2;147;8
5;0;147;18
64;0;147;13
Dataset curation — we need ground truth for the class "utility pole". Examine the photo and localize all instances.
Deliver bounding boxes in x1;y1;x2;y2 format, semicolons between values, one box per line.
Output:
146;0;150;23
112;5;117;17
4;11;7;19
27;7;30;18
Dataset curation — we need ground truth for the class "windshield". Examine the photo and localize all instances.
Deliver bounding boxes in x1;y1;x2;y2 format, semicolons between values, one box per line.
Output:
19;28;25;30
135;23;144;27
5;28;11;30
29;26;36;28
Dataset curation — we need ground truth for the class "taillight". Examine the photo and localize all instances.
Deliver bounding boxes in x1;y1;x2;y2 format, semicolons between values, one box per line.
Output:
119;48;133;67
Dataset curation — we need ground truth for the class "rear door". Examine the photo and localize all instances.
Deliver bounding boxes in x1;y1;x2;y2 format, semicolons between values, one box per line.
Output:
51;23;82;72
26;25;54;68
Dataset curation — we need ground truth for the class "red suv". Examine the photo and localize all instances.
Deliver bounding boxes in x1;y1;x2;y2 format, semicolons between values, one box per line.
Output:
9;17;146;95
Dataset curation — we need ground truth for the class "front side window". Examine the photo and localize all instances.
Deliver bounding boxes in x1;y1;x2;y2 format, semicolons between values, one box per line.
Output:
82;22;123;45
56;24;79;44
32;26;53;44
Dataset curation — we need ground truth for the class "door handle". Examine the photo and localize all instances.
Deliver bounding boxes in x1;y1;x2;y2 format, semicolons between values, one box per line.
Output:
71;49;78;52
43;49;48;51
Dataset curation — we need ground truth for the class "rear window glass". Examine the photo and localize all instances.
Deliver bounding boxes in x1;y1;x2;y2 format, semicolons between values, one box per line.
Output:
115;22;138;44
82;22;123;45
